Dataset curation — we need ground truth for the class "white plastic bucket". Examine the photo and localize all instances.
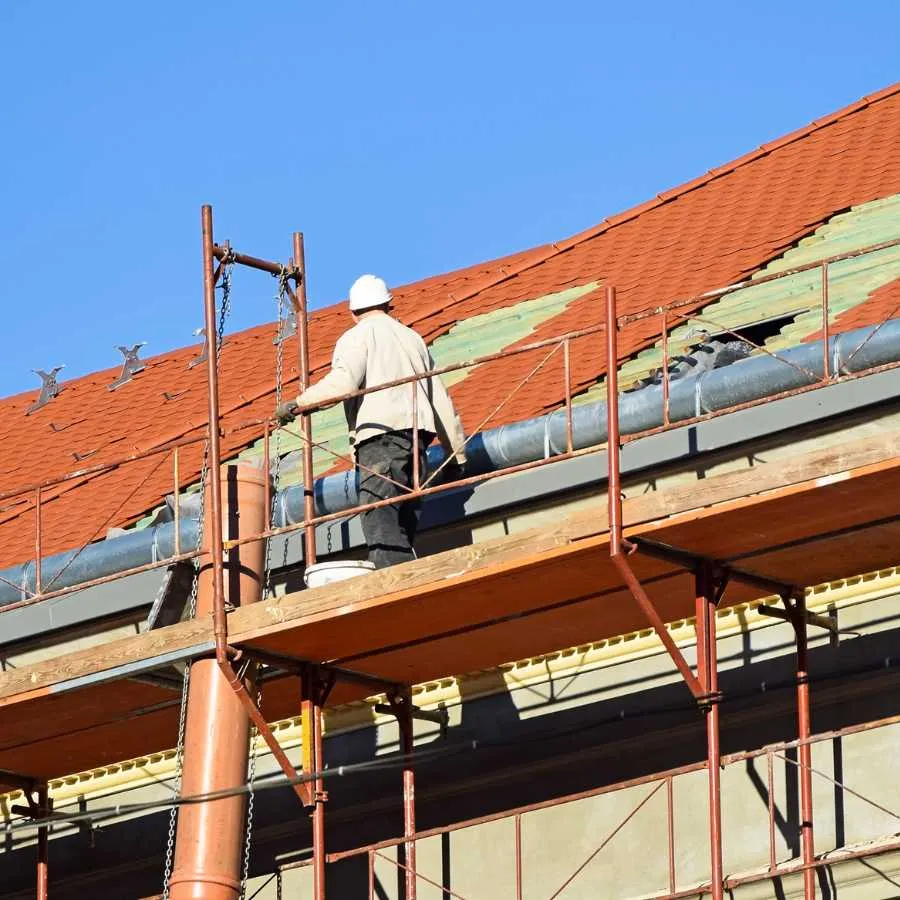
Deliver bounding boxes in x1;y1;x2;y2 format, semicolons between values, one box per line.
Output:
303;560;376;589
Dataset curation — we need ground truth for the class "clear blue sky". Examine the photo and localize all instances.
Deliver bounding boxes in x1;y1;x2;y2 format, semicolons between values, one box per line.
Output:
1;1;898;397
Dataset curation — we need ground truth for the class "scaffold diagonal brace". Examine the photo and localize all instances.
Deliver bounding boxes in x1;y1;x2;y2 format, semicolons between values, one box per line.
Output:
611;553;705;698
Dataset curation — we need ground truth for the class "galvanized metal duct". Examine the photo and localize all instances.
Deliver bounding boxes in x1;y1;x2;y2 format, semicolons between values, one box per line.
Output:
286;320;900;520
2;320;898;606
0;518;201;607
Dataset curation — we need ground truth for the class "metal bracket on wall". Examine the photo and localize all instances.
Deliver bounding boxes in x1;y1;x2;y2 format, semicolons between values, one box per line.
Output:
12;794;53;822
376;698;449;728
758;603;841;635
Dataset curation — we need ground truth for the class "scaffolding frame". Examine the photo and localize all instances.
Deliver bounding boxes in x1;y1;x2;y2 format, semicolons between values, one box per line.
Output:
1;206;899;898
277;709;900;899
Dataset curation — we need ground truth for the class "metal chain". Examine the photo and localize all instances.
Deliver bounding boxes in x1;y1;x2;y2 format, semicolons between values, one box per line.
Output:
161;261;233;898
218;261;233;357
222;260;258;897
236;268;287;895
264;271;289;598
160;645;191;894
239;686;262;898
161;436;210;897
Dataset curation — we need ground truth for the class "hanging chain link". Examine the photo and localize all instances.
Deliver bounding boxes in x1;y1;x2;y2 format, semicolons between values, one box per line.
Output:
264;270;289;598
239;684;262;898
161;260;233;898
161;428;211;899
235;267;289;895
217;259;233;356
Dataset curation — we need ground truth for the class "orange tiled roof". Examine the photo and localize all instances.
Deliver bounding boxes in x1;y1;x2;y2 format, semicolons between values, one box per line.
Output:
805;276;900;340
1;84;899;569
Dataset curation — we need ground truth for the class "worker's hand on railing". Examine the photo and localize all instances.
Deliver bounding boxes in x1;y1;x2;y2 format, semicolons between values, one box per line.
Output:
275;401;299;425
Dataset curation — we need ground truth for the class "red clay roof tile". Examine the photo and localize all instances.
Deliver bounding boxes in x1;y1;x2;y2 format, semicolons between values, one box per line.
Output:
804;277;900;342
0;86;898;568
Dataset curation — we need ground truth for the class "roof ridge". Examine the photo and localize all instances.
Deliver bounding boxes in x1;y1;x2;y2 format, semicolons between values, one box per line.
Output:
559;82;900;250
8;84;895;418
402;83;900;329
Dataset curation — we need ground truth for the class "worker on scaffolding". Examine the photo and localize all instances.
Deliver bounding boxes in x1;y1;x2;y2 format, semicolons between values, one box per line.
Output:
276;274;466;569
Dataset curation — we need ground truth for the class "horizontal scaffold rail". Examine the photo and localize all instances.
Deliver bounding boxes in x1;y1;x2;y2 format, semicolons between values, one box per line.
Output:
0;237;897;616
0;424;897;789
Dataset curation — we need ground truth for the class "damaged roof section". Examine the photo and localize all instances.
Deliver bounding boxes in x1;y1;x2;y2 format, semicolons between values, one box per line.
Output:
220;280;597;499
579;193;900;401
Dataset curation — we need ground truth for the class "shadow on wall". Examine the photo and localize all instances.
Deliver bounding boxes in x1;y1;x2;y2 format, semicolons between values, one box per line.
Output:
338;667;523;900
7;625;900;897
416;483;478;557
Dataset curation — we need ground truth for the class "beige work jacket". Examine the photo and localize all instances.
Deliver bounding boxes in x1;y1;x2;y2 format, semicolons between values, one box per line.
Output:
297;312;466;463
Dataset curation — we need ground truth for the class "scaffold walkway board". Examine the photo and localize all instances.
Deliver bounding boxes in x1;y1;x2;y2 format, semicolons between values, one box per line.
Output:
0;429;897;791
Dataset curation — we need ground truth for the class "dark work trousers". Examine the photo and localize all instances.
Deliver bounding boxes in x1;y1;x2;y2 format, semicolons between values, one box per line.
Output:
355;429;431;569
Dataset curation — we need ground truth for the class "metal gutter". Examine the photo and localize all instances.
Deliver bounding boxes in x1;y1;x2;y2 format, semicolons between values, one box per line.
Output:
1;321;899;616
283;320;900;520
7;359;895;651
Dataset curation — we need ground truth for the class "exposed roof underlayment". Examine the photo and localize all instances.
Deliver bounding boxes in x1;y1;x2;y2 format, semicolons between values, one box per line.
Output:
580;194;900;400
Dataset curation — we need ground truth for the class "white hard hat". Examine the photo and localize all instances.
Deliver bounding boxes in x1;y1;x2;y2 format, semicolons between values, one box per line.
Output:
348;274;392;312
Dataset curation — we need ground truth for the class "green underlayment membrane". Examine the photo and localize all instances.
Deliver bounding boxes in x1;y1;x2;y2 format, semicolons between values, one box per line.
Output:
132;281;596;528
134;193;899;528
576;193;900;404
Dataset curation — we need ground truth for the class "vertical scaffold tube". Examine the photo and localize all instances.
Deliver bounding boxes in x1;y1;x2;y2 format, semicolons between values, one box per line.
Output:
36;784;48;900
697;565;724;900
314;701;326;900
795;594;816;899
401;692;417;900
292;232;317;569
302;667;327;900
199;206;228;665
605;286;623;555
169;464;267;900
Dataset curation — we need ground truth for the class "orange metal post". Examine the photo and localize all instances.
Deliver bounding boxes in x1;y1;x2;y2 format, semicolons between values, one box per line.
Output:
169;463;267;900
291;232;317;569
199;206;228;668
301;667;328;900
605;284;704;699
794;594;816;900
396;689;417;900
313;696;326;900
36;783;48;900
697;565;724;900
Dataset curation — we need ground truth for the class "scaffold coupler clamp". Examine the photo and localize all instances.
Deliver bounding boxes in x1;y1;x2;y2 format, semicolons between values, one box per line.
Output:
697;690;724;710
